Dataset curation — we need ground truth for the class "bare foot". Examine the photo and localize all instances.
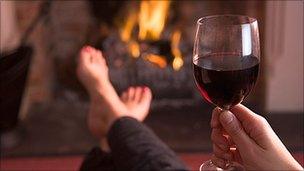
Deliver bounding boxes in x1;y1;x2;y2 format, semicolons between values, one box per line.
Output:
77;46;152;148
77;46;112;96
77;46;128;138
121;86;152;122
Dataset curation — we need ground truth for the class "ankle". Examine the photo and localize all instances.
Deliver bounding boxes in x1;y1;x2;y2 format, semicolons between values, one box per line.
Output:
100;138;110;152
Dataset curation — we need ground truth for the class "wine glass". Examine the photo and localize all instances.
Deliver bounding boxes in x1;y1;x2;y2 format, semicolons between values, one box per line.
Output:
192;15;260;170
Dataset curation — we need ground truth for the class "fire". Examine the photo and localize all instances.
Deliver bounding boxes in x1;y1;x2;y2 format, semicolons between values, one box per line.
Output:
138;1;171;40
119;12;137;42
171;30;183;71
118;0;184;70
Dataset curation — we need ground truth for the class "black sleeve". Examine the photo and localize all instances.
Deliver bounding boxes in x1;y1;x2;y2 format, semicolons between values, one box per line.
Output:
79;147;115;171
107;117;188;171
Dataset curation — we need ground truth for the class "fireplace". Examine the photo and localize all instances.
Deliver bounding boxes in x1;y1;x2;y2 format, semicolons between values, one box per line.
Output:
87;1;199;109
1;0;267;155
62;0;264;113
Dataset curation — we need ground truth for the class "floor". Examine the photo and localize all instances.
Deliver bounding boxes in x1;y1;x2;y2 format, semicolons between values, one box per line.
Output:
1;101;303;170
2;101;303;157
1;153;303;171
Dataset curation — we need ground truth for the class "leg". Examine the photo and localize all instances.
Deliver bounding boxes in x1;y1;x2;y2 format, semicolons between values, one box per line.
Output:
77;46;187;170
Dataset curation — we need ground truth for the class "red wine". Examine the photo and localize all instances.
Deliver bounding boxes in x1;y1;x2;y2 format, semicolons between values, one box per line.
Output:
193;54;259;109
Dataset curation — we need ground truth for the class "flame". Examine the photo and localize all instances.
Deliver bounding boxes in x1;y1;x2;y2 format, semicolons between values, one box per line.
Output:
144;54;167;68
138;1;171;41
171;30;183;71
172;57;183;71
117;0;185;70
119;12;137;42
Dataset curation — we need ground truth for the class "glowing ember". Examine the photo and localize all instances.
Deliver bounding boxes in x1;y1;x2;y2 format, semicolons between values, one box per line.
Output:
128;40;140;58
144;54;167;68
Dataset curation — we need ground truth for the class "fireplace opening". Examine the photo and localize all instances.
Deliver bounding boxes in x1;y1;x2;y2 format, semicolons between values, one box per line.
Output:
88;1;199;109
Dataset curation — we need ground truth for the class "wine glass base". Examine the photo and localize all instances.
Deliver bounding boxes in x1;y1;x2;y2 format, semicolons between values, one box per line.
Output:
200;160;223;171
200;160;245;171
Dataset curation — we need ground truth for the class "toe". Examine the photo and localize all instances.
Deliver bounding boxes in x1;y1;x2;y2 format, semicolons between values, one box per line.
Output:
139;87;152;103
121;91;128;102
88;47;99;62
79;48;91;64
127;87;136;101
96;50;103;59
134;87;142;102
94;49;101;62
97;51;107;65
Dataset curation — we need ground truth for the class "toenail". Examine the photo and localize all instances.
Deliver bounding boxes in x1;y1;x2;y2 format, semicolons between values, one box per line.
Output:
83;46;90;51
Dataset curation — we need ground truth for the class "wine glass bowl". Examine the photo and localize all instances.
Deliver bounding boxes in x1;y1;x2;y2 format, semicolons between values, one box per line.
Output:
192;15;260;170
193;15;260;110
193;52;259;110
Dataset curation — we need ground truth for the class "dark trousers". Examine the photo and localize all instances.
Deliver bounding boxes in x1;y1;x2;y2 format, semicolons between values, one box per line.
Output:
80;117;188;171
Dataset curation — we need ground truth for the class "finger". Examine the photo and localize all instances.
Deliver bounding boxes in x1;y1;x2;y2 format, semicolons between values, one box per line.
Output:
230;104;272;148
211;107;222;128
213;144;233;161
211;128;230;151
223;135;235;147
230;104;260;124
231;148;243;164
211;155;228;169
219;110;254;151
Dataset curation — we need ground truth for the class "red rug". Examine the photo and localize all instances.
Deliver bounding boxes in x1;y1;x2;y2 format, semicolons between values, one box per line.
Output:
1;153;303;171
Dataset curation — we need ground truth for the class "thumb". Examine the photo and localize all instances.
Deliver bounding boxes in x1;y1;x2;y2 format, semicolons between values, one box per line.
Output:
219;110;253;151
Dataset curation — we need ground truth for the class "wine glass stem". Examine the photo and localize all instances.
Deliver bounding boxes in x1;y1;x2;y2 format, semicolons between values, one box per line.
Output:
221;109;237;168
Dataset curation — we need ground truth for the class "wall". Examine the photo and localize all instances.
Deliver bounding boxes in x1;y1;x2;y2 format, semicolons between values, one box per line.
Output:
265;1;303;113
1;1;53;119
0;1;20;52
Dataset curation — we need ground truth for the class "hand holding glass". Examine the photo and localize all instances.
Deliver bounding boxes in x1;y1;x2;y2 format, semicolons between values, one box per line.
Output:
192;15;260;170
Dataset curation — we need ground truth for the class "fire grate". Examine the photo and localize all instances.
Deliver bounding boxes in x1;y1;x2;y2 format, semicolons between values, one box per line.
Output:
99;32;200;109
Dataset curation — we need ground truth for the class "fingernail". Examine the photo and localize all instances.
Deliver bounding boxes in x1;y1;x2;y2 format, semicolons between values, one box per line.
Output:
220;111;234;124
